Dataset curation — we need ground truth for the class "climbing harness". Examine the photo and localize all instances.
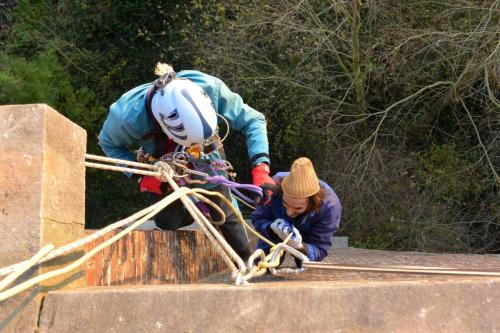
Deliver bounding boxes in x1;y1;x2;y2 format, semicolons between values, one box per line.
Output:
134;148;258;209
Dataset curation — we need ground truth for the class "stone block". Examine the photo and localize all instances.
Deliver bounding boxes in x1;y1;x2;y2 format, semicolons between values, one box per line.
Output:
38;278;500;333
0;104;86;332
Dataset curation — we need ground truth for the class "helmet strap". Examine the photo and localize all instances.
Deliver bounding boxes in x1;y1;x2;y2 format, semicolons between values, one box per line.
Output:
145;69;177;132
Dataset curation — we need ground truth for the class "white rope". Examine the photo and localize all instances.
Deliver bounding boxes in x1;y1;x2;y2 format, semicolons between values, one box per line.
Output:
0;157;257;299
0;245;54;292
303;262;500;276
0;194;171;301
84;162;161;178
85;154;159;170
0;154;311;298
0;192;176;277
157;162;245;275
0;185;248;301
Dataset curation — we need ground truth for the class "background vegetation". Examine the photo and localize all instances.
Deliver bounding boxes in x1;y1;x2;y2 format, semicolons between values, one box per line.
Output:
1;0;498;252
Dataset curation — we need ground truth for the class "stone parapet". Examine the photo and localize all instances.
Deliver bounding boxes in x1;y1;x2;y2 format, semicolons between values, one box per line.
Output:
39;278;500;333
0;104;86;333
39;248;500;332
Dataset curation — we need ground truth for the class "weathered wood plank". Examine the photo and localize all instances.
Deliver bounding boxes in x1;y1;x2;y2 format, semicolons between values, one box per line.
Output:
83;229;227;286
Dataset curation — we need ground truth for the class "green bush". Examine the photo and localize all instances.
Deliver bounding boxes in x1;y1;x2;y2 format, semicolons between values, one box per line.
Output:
419;144;481;204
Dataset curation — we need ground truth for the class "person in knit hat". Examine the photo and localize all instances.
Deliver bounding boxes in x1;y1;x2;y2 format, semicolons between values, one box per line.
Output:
252;157;342;264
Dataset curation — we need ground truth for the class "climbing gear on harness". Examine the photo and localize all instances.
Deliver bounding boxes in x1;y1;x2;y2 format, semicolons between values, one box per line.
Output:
166;157;261;205
157;152;236;182
186;145;203;159
282;157;320;198
205;175;263;206
134;148;260;207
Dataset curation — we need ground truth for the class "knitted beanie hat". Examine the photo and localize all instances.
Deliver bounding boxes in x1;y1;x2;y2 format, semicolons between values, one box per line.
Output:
281;157;320;198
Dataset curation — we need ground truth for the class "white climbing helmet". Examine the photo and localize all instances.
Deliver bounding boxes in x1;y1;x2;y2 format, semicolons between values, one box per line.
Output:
151;79;217;147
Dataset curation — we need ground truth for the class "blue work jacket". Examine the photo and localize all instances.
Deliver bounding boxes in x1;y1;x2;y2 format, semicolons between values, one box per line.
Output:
98;70;270;167
252;172;342;262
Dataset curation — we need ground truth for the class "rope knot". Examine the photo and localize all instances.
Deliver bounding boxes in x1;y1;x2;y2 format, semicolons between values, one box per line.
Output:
154;161;174;182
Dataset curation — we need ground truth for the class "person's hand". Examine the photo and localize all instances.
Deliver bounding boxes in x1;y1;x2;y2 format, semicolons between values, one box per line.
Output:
250;183;279;206
260;183;279;204
136;147;154;163
252;163;277;204
269;219;303;249
139;176;163;195
252;163;275;187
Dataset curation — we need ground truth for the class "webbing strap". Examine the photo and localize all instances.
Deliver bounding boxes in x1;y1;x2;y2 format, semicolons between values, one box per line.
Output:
145;86;162;132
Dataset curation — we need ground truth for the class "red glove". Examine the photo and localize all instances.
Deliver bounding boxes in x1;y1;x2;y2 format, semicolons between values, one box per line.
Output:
251;163;275;187
252;163;277;204
139;176;163;195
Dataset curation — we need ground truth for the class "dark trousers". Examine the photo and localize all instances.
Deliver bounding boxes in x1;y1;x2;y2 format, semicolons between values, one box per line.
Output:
147;186;251;259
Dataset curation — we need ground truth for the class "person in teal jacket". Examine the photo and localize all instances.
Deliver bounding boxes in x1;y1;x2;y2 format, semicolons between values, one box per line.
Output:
98;63;275;260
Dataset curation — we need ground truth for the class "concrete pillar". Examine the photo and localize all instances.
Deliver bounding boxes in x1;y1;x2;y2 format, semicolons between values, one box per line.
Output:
0;104;86;333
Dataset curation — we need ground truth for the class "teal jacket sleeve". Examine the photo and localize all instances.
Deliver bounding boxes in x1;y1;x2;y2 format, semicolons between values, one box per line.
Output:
98;83;156;170
178;71;270;166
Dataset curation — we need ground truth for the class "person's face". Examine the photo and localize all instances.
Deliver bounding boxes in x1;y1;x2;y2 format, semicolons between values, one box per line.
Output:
282;194;309;218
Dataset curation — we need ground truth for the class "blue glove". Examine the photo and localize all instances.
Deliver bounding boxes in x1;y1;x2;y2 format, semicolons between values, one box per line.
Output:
269;219;303;249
